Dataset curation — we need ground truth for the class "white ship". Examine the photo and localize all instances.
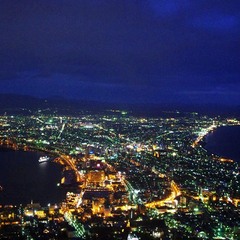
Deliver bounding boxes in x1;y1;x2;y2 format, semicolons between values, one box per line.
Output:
39;156;50;163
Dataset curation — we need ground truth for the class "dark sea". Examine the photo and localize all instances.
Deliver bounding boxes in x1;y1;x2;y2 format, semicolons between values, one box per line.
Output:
205;125;240;163
0;148;66;206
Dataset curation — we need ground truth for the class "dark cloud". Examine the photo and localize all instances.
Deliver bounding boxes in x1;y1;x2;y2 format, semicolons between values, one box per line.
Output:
0;0;239;105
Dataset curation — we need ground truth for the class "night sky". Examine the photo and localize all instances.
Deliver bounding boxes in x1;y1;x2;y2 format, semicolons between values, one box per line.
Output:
0;1;239;106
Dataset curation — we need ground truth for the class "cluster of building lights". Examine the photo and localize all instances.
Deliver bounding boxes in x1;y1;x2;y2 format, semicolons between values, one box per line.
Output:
0;110;240;239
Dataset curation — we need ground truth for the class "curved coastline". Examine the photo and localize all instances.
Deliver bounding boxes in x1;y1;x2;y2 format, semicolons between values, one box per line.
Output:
0;138;81;182
0;143;66;205
199;125;240;163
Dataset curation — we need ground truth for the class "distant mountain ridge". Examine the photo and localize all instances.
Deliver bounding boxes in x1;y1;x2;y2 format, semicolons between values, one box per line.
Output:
0;94;46;108
0;94;239;117
0;94;112;115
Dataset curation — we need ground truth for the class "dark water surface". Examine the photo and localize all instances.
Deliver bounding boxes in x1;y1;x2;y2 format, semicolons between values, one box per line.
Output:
205;125;240;163
0;148;66;205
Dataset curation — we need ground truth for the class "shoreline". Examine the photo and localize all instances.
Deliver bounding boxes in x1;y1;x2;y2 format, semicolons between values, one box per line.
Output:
196;124;240;164
0;139;81;187
0;148;65;206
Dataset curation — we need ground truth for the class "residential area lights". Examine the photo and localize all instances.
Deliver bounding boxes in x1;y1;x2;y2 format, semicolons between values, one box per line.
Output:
0;111;240;239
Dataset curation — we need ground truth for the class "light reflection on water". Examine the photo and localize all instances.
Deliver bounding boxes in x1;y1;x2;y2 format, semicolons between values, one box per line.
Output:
0;149;65;205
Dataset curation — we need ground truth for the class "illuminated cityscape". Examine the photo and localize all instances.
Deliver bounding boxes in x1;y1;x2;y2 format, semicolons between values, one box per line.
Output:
0;110;240;239
0;1;240;238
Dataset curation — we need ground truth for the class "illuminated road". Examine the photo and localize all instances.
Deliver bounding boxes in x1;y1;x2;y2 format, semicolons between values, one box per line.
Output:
57;122;66;139
145;180;181;208
123;179;140;205
56;154;83;183
64;211;85;238
232;198;240;207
